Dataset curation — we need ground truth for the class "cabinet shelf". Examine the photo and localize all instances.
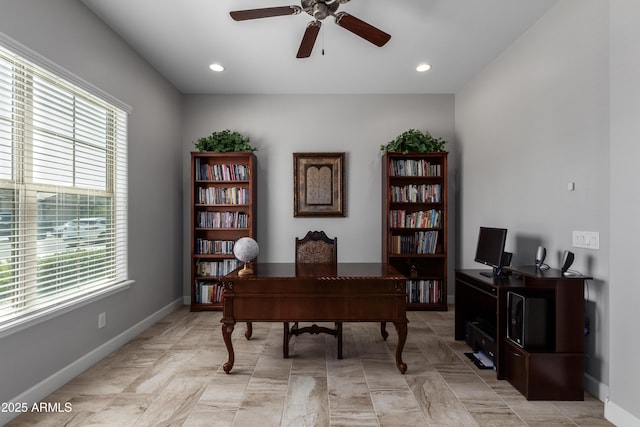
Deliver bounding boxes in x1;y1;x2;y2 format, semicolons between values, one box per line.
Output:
388;253;445;258
389;227;442;231
191;152;257;311
382;152;448;311
193;254;235;259
195;204;251;208
195;227;251;231
191;302;222;310
195;180;250;184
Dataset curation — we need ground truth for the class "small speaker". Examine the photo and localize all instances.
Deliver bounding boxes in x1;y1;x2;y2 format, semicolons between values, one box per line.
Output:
535;246;546;269
561;250;575;273
502;251;512;267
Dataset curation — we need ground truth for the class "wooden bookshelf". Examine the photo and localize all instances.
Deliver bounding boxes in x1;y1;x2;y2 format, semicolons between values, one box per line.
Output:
190;151;257;311
382;152;448;311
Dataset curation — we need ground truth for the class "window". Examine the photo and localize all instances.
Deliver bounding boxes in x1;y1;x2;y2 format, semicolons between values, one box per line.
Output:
0;39;131;333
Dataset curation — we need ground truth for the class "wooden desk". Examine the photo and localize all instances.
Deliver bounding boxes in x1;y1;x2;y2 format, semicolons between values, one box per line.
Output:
220;263;408;374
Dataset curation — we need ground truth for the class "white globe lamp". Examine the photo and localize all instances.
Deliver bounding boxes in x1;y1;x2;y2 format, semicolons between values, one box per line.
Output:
233;237;259;276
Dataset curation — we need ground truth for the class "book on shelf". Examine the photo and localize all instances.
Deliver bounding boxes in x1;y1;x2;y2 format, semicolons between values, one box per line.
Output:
390;159;442;177
390;184;441;203
195;159;251;181
390;231;439;254
195;239;235;255
195;281;225;304
389;209;441;228
406;280;442;304
196;259;240;277
197;187;250;205
197;211;248;228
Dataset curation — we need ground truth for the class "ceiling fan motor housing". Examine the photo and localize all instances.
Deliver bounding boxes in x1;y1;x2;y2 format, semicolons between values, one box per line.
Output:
302;0;340;20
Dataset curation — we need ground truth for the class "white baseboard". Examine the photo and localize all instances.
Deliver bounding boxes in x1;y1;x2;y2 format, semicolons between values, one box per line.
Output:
0;298;184;426
605;398;640;427
584;372;609;402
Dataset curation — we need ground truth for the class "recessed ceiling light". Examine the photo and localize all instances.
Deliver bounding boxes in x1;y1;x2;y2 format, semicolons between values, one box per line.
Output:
209;63;224;72
416;63;431;72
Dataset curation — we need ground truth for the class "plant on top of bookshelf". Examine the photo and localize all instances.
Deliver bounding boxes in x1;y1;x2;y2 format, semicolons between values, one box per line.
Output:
380;129;447;154
194;129;257;153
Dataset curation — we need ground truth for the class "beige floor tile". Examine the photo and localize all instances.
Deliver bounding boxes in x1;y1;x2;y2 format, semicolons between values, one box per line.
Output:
281;375;329;427
5;306;611;427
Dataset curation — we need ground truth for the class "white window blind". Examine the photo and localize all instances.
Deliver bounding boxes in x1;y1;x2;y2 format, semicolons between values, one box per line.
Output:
0;41;130;333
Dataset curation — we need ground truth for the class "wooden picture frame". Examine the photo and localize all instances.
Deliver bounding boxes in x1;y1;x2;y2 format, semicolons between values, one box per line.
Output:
293;152;345;217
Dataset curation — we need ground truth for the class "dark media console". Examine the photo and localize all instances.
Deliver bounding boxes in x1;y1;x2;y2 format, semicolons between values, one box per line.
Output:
455;267;590;400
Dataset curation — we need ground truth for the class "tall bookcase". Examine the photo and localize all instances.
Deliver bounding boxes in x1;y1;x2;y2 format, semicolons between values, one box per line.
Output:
190;151;257;311
382;152;448;311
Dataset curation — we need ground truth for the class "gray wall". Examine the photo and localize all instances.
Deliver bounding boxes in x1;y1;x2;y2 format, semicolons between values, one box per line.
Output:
181;94;456;298
0;0;183;411
455;0;610;399
610;0;640;424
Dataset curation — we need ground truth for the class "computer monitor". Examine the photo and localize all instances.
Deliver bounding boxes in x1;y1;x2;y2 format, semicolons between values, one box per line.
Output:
474;226;508;278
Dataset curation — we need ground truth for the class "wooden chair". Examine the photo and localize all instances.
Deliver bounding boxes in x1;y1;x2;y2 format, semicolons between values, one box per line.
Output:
283;231;343;359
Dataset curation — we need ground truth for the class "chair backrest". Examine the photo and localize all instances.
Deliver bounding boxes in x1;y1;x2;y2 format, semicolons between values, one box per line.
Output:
295;231;337;264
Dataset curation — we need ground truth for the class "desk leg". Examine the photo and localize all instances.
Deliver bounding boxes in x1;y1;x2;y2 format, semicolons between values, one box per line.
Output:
222;322;235;374
283;322;290;358
337;322;343;359
380;322;389;340
245;322;253;340
393;321;408;374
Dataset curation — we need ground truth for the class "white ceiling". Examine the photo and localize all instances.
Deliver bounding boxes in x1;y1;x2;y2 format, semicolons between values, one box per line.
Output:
81;0;559;95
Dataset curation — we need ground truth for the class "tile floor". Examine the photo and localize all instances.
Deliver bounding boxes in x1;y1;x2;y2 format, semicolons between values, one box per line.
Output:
6;306;613;426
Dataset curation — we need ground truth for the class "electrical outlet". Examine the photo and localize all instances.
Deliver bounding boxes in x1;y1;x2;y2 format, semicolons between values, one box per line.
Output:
572;231;600;249
98;312;106;329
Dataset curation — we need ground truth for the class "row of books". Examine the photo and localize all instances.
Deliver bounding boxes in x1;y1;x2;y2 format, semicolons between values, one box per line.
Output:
390;184;441;203
406;280;443;304
197;211;249;229
197;187;250;205
389;159;442;177
195;159;251;181
196;259;239;277
195;239;235;255
390;231;439;254
194;281;224;304
389;209;441;228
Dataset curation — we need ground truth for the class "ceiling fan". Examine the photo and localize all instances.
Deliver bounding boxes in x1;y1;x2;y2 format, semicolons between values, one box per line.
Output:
230;0;391;58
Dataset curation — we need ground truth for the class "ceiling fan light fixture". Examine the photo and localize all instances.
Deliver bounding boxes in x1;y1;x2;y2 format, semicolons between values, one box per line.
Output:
416;63;432;72
313;3;329;20
209;63;225;72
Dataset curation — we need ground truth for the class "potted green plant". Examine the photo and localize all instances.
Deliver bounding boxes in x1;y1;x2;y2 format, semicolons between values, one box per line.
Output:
380;129;447;154
194;129;257;152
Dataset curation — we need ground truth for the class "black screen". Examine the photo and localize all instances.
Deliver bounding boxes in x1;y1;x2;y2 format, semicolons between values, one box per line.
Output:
474;227;507;276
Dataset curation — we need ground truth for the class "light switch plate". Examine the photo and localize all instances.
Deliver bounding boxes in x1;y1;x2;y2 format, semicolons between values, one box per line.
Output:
572;231;599;249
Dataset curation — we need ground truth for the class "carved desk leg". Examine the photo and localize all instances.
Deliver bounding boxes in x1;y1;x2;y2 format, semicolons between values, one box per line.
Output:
222;322;235;374
393;321;408;374
245;322;253;339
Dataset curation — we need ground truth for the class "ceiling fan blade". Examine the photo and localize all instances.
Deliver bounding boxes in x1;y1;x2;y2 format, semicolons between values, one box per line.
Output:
334;12;391;47
230;6;302;21
297;21;321;58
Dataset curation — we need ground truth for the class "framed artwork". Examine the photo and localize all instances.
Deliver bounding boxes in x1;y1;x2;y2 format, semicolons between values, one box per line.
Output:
293;152;345;217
